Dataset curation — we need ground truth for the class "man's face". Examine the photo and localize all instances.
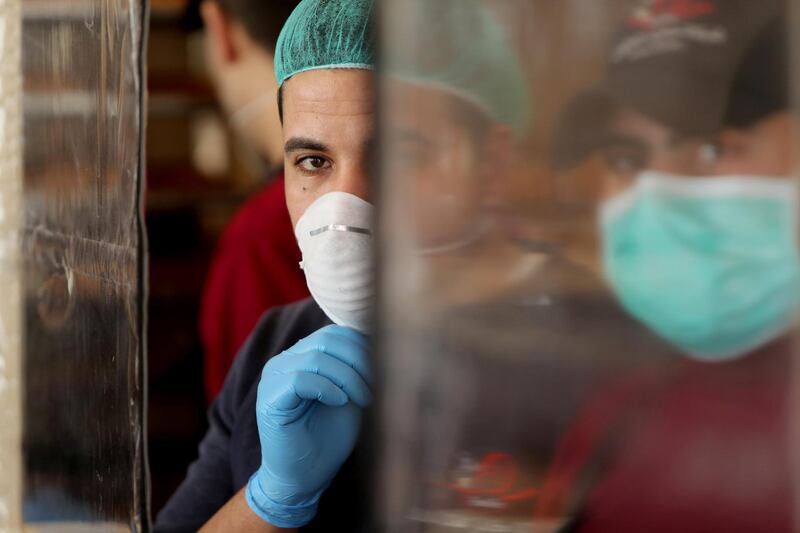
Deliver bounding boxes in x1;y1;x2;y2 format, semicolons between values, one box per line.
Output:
592;107;796;359
598;108;793;198
281;69;375;227
385;82;489;249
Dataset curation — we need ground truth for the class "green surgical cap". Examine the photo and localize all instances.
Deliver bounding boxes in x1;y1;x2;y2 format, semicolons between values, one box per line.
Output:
387;0;530;136
274;0;376;87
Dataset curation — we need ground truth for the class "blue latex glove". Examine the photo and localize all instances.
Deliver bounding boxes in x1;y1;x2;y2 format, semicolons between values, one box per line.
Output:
245;325;373;527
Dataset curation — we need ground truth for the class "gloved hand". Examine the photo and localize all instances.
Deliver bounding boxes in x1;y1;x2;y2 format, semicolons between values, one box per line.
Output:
245;325;373;528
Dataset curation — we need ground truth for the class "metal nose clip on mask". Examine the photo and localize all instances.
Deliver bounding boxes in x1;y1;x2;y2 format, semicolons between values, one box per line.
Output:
295;192;375;333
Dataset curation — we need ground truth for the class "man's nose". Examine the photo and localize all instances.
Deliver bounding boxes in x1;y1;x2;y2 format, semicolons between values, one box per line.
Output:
336;161;371;203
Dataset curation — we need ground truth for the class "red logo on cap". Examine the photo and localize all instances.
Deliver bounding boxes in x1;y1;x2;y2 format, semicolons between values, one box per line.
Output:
628;0;716;31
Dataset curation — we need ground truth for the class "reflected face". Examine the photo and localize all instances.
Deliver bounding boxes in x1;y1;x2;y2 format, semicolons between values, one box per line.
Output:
386;83;491;249
713;112;793;177
281;69;375;227
596;108;797;359
599;108;719;197
598;109;793;198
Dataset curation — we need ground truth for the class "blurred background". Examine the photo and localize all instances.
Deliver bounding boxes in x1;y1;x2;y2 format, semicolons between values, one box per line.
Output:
146;0;270;513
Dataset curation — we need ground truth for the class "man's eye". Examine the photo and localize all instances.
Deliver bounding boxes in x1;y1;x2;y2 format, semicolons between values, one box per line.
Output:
604;150;646;174
298;156;330;172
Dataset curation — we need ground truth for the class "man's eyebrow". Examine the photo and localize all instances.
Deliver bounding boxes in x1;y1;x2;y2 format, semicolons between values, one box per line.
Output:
284;137;330;153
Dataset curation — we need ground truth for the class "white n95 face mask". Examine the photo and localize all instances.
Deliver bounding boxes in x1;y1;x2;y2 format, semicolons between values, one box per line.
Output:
295;192;375;333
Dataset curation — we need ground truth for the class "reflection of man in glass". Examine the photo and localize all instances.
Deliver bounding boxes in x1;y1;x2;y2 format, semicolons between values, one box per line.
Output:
383;0;674;524
543;1;797;530
555;2;795;363
385;0;537;306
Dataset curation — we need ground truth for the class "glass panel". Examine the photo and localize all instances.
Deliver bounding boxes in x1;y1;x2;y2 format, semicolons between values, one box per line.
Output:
378;1;797;531
15;0;148;529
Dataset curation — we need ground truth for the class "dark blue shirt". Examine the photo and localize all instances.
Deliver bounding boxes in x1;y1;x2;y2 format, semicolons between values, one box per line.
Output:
154;298;373;532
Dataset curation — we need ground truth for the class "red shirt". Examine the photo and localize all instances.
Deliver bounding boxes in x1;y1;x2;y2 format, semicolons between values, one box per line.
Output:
537;343;793;532
200;173;309;401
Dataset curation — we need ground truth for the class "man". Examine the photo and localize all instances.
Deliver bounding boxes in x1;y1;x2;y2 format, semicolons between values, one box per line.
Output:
188;0;309;401
539;1;798;531
383;0;539;307
156;1;376;531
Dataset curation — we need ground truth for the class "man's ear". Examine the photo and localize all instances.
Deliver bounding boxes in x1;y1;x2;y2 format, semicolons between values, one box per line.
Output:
200;0;238;64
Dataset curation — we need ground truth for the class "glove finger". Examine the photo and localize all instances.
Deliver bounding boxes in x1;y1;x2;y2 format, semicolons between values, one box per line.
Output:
292;325;371;355
272;372;349;409
293;326;374;387
320;324;371;351
294;351;373;408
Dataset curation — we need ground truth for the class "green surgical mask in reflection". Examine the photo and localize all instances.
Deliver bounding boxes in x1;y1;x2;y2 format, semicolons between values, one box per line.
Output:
600;172;800;361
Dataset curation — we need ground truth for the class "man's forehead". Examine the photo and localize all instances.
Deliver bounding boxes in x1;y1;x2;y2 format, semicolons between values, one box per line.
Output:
283;69;375;116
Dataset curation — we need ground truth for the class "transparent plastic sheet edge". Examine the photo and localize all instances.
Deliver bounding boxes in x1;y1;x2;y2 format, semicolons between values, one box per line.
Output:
15;0;148;530
379;1;800;532
792;0;800;528
0;0;23;529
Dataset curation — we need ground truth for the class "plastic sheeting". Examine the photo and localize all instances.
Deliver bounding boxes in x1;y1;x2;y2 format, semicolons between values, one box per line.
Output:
378;0;799;531
0;0;148;530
